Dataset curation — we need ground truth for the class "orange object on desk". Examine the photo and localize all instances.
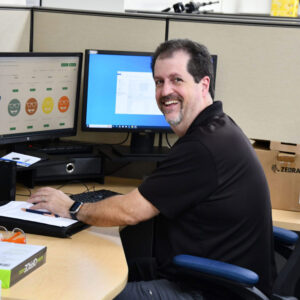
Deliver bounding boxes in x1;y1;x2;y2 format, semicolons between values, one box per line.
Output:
0;226;26;244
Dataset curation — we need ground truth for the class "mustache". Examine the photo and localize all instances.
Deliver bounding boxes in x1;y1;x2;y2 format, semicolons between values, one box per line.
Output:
159;93;183;103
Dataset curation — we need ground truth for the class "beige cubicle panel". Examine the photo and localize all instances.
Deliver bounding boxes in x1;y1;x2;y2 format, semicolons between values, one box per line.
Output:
168;18;300;144
32;9;166;144
32;10;165;53
0;8;31;51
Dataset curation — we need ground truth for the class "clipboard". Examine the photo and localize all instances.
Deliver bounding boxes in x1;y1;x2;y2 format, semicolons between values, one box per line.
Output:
0;201;89;238
0;216;89;238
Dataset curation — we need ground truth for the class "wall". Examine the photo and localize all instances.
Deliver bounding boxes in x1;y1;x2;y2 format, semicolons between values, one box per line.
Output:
168;17;300;143
41;0;124;12
0;8;31;51
0;7;300;147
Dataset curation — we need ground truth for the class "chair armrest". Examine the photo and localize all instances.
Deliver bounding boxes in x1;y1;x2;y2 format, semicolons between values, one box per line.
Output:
173;254;259;286
273;226;298;246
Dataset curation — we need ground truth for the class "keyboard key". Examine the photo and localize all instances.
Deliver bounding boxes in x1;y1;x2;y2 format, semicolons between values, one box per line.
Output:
70;189;119;203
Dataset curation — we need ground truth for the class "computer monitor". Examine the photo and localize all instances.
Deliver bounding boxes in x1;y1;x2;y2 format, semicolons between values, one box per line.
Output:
82;49;217;157
0;52;82;149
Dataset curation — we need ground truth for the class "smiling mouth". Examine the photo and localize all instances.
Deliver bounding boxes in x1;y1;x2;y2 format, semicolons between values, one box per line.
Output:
164;100;179;106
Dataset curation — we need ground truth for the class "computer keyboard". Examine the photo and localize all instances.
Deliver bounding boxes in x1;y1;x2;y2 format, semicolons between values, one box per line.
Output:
70;189;120;203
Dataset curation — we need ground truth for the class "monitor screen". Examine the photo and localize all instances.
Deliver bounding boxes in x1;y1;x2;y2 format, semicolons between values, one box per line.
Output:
82;49;217;157
0;52;82;146
82;49;170;133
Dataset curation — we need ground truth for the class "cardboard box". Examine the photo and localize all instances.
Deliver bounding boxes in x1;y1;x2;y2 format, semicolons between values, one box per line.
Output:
0;242;46;288
254;141;300;211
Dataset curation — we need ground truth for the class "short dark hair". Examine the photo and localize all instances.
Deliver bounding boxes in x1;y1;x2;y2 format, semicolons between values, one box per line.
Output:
151;39;215;99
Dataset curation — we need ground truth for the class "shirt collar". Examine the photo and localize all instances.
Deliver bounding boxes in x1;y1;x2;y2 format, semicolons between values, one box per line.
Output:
186;101;224;134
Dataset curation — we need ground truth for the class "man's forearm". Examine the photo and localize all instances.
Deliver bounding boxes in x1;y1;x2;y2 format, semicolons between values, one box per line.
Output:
77;195;140;227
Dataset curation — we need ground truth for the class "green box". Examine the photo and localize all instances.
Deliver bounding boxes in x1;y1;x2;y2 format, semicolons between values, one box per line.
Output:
0;243;47;288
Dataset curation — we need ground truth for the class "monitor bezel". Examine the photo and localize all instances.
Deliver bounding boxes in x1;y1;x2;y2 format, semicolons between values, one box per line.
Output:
81;49;173;134
0;52;83;145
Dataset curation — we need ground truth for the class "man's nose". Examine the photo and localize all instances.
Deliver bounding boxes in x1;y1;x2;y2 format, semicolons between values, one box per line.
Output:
161;82;173;96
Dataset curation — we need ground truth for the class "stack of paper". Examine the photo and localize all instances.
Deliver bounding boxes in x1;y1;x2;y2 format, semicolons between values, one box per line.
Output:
0;201;88;238
0;201;77;227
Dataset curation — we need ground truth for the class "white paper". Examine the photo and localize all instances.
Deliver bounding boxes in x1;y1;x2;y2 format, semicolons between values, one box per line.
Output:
0;152;41;167
0;201;77;227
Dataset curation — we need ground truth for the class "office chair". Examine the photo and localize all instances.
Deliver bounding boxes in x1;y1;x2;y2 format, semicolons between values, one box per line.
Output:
173;226;300;300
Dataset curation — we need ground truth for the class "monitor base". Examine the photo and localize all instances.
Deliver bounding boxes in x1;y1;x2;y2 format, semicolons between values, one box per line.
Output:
112;144;170;158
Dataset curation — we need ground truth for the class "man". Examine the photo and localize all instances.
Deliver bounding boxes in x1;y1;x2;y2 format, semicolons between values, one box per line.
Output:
28;39;275;299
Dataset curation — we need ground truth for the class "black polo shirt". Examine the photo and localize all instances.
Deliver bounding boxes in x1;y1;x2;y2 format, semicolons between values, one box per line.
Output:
138;101;275;296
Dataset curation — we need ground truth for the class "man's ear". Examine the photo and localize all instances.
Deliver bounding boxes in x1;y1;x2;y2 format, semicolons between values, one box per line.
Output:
201;76;210;97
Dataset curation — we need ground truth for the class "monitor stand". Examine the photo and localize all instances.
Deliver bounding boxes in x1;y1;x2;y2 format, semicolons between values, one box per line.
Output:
112;132;170;158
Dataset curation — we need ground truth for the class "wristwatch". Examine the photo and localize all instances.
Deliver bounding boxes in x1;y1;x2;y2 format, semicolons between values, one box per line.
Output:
69;201;83;220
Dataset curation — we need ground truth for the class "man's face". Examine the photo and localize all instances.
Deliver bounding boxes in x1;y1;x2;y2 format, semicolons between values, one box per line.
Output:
154;50;207;135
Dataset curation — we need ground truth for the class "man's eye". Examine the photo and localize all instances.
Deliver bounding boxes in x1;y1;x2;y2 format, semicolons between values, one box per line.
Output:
155;80;163;86
174;77;182;83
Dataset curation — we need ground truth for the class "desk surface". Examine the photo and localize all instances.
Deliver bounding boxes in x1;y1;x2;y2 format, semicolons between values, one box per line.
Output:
3;177;142;300
2;227;127;300
3;176;300;299
272;209;300;231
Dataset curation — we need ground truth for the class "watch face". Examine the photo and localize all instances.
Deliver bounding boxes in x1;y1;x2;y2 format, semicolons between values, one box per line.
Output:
69;201;83;220
70;201;82;213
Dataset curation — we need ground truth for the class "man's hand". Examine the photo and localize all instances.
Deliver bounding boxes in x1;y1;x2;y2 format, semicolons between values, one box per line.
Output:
27;187;74;219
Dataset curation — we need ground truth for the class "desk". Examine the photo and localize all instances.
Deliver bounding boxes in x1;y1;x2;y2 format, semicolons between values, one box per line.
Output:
3;177;142;300
272;209;300;232
3;176;300;299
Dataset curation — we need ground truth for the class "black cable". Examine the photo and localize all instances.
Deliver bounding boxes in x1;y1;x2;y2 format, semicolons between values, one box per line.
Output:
200;1;219;6
171;1;219;14
95;133;130;147
165;132;172;148
56;180;91;195
105;162;131;176
110;132;130;145
189;1;219;13
158;133;163;147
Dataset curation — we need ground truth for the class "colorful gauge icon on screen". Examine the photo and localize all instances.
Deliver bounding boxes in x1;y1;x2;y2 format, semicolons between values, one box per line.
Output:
58;96;70;112
25;97;38;115
42;97;54;114
8;99;21;116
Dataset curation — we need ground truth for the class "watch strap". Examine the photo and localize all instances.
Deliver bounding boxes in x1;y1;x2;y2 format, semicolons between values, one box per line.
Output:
69;201;83;220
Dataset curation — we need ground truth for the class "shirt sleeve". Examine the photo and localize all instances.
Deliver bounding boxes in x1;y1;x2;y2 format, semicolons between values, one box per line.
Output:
138;139;217;219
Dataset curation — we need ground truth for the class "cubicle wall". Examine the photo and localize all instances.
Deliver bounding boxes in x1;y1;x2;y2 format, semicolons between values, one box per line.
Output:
0;8;31;51
1;7;299;144
32;9;166;144
32;10;166;53
168;18;300;143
